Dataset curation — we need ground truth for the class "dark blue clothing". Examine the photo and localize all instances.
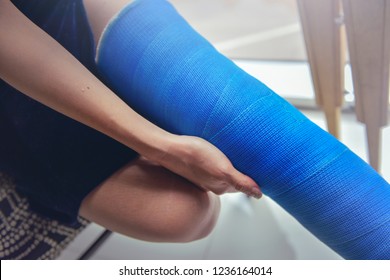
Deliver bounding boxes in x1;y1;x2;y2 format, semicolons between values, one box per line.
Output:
0;0;138;224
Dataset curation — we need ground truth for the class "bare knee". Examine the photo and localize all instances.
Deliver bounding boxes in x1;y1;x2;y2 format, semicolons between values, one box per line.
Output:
80;158;221;243
163;190;221;242
108;187;220;243
131;159;222;242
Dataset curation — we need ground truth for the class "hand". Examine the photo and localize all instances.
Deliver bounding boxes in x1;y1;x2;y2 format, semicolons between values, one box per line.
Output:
154;135;262;198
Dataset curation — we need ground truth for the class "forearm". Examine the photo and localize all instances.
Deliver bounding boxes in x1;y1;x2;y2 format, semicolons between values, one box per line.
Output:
0;0;261;198
0;0;173;159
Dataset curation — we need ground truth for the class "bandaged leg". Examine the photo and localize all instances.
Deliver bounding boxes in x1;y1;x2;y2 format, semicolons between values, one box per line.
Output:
96;0;390;259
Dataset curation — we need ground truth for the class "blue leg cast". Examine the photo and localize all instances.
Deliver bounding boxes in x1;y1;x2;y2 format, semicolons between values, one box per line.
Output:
96;0;390;259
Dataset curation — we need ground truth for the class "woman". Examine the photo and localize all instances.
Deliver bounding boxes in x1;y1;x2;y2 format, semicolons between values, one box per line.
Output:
1;0;389;260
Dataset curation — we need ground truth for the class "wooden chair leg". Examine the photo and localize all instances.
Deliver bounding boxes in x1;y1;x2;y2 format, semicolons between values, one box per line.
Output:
342;0;390;171
297;0;346;139
366;125;382;172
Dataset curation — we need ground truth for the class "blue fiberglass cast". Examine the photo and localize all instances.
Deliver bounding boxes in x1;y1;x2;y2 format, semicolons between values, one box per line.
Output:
96;0;390;259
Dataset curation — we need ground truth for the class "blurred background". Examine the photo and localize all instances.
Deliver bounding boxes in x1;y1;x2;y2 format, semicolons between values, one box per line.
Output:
58;0;389;260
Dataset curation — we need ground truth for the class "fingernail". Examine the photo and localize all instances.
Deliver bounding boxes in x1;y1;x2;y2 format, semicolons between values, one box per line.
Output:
252;187;262;194
252;190;262;199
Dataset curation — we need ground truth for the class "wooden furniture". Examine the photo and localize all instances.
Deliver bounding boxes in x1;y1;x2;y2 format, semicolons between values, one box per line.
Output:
297;0;346;139
297;0;390;171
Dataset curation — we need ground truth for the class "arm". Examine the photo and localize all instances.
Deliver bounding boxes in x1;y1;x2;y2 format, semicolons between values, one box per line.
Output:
0;0;261;198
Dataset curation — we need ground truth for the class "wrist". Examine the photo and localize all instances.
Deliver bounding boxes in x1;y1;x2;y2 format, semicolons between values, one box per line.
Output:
149;134;185;165
151;135;202;174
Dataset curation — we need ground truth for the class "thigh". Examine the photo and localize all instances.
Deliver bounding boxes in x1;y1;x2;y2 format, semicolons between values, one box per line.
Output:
79;157;220;242
83;0;135;45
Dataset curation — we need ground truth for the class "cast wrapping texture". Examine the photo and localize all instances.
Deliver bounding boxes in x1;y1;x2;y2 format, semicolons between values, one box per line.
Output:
96;0;390;259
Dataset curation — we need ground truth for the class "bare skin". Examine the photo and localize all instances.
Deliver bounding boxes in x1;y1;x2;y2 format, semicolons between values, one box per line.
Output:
0;0;261;242
80;157;221;242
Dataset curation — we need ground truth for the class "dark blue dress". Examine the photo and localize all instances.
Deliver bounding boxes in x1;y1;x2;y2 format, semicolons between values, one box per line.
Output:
0;0;138;224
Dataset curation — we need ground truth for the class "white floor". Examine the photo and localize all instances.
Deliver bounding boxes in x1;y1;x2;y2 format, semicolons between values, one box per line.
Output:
170;0;306;61
57;60;390;260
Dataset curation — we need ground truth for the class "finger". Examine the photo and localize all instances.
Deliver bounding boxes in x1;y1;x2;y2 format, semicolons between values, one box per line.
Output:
230;169;262;199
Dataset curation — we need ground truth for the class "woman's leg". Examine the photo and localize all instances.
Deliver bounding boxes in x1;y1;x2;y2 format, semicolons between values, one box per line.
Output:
79;157;220;242
81;0;220;243
90;0;390;259
83;0;132;45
